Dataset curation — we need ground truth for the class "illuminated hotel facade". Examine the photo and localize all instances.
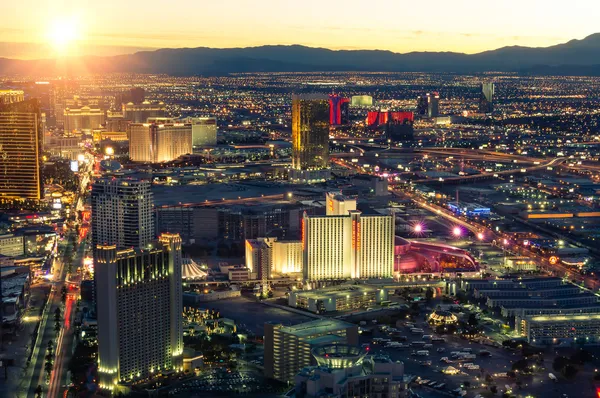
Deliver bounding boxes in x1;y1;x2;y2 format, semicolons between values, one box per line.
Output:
96;234;183;389
0;89;25;105
0;99;43;201
302;193;395;281
129;121;192;163
290;94;330;183
245;193;395;281
91;178;154;250
64;106;105;132
264;319;358;382
122;101;167;123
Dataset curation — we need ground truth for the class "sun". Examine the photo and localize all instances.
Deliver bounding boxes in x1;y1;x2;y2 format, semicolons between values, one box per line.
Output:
47;19;80;53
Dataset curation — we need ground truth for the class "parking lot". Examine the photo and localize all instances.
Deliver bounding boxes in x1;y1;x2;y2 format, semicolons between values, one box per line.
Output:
359;308;591;397
168;369;279;396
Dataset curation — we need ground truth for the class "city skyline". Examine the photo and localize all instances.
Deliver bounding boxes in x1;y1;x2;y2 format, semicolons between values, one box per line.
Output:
0;0;598;59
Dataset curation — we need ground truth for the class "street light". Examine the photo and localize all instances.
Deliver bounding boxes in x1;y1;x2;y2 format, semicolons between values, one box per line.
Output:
452;227;462;237
414;223;423;233
477;232;484;241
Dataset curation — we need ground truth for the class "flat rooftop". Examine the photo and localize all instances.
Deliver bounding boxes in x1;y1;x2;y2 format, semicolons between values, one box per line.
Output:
276;319;355;338
292;285;382;300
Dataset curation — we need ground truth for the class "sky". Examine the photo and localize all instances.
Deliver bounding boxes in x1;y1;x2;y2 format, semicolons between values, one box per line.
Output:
1;0;599;59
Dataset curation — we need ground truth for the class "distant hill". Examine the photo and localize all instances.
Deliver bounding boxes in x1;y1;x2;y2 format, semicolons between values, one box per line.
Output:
3;34;600;76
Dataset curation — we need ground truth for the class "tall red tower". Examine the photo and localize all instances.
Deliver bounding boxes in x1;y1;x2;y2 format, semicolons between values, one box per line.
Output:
328;94;350;125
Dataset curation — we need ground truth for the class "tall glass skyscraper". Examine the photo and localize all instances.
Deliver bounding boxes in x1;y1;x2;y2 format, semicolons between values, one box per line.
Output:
291;94;330;182
479;82;495;113
0;99;43;202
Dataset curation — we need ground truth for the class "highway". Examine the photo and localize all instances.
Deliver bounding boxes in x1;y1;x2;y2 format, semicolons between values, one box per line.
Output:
391;180;600;290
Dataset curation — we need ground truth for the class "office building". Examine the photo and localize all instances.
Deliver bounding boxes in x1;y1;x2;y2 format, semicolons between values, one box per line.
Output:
302;193;395;281
264;319;358;382
188;117;217;147
91;178;154;250
0;99;43;201
295;348;405;398
122;101;167;123
479;82;494;113
328;94;349;125
96;235;183;389
129;121;192;163
64;106;106;132
290;94;330;182
289;285;388;313
0;90;25;105
0;234;24;257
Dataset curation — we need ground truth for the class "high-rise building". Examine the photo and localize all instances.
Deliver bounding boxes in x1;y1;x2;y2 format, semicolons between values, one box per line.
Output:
129;121;192;163
0;90;25;105
302;193;395;281
427;92;440;118
64;106;106;132
328;94;350;125
0;99;43;201
416;94;428;116
264;319;359;382
122;101;167;123
290;94;330;182
479;82;495;113
96;234;183;390
416;93;440;118
91;178;154;250
188;117;217;147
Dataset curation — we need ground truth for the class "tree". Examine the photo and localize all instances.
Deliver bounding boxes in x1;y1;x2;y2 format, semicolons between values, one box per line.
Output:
54;307;61;322
570;349;593;365
425;288;434;302
35;385;43;398
44;361;53;375
467;313;479;328
490;385;498;394
562;364;578;379
553;356;570;373
512;358;530;373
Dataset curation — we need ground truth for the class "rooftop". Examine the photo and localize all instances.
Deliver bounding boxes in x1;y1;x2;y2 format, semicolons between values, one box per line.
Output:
274;319;355;338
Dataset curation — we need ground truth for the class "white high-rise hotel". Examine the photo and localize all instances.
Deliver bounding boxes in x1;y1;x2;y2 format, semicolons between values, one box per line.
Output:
96;234;183;389
244;192;395;281
303;193;395;280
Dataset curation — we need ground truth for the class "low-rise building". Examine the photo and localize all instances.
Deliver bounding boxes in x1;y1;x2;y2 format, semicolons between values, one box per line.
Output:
0;234;24;257
264;319;358;382
288;285;388;314
520;314;600;345
295;347;406;398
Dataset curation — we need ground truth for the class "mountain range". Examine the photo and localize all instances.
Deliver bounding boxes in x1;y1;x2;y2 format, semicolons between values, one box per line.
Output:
2;34;600;76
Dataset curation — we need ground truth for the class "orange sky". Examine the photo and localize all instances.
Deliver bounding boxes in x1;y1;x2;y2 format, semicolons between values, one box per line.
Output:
1;0;598;59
